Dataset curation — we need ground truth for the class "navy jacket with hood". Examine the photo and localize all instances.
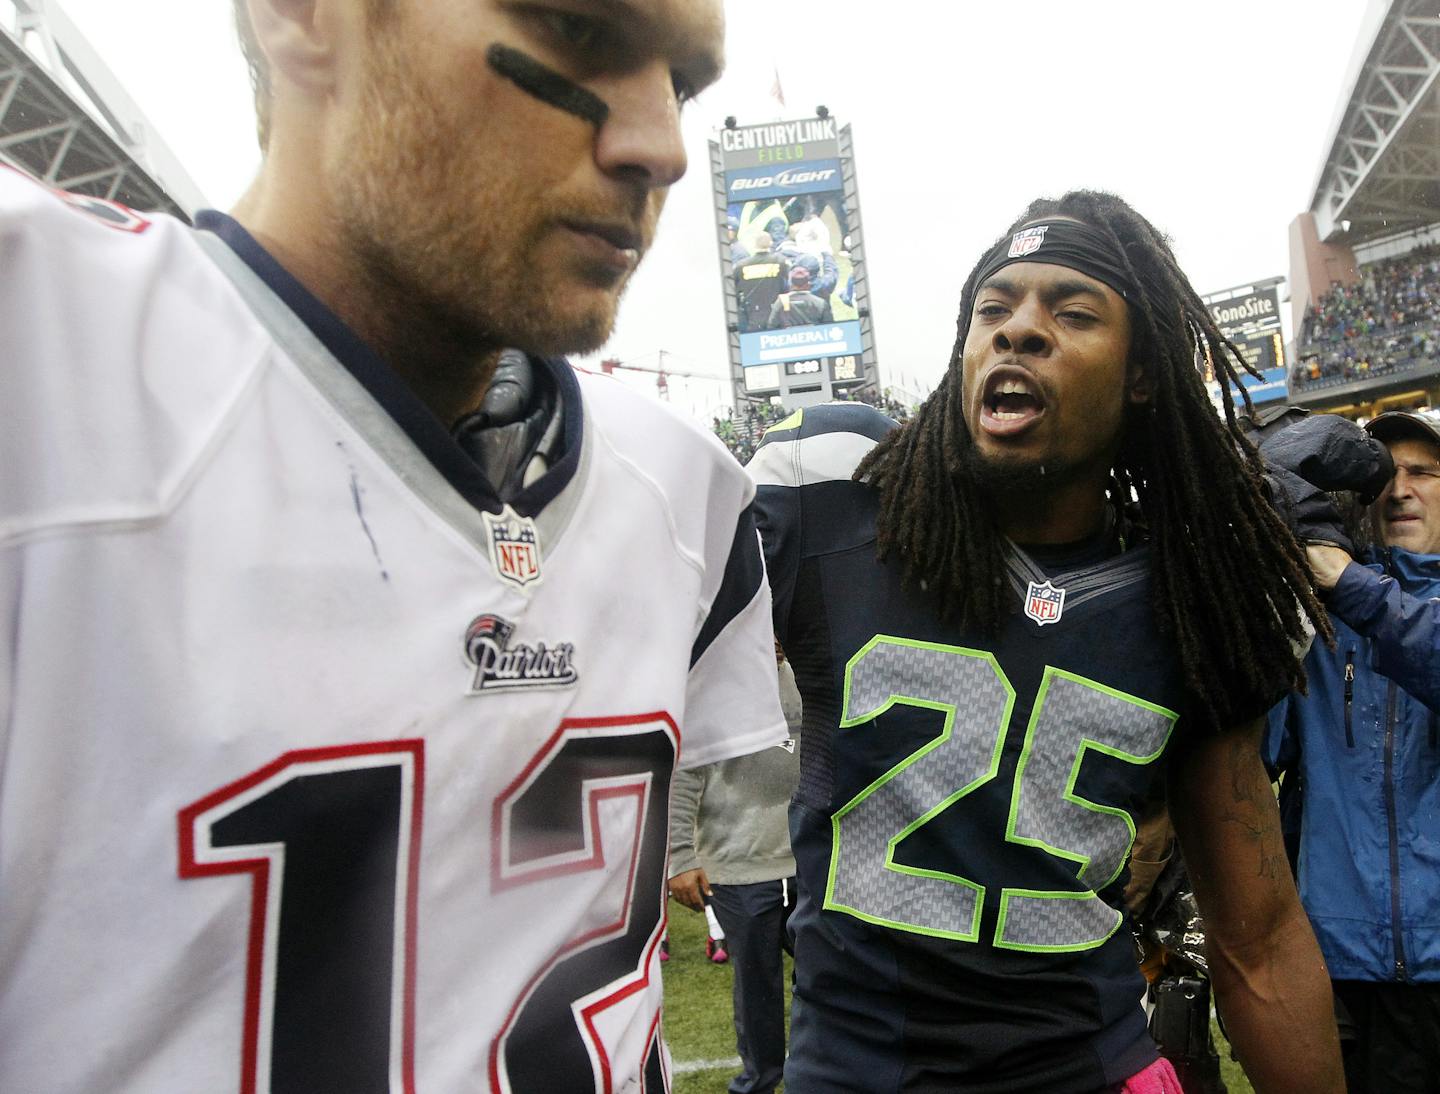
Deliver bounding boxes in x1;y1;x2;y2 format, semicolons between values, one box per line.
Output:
1266;546;1440;983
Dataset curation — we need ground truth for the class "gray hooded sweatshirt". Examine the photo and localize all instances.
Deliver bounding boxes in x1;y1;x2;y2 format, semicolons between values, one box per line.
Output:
668;661;803;884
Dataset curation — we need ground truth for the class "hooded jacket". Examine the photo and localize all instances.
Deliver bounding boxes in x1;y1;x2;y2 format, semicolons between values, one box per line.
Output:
1266;546;1440;982
668;660;802;885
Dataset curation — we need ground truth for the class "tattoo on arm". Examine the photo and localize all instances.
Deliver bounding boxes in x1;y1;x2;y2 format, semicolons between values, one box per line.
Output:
1219;730;1286;882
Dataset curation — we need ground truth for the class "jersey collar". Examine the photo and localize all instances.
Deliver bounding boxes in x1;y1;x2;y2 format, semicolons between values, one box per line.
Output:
193;210;583;519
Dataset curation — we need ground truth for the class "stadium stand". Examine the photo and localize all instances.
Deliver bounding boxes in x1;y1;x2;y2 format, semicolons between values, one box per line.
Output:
1292;246;1440;392
0;0;204;216
711;390;913;463
1284;0;1439;416
712;403;794;464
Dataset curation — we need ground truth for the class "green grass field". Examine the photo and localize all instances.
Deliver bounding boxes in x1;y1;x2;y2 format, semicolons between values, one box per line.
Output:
1219;1034;1253;1093
663;905;788;1093
661;905;1254;1093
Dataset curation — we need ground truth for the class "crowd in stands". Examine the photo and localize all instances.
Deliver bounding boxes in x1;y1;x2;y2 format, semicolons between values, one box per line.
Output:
711;388;916;463
1294;245;1440;390
712;402;791;464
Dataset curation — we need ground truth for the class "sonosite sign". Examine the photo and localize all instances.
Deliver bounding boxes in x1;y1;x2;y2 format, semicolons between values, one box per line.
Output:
710;116;877;404
1203;280;1288;406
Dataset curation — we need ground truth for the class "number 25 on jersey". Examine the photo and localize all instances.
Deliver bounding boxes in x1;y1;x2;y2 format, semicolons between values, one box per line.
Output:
827;636;1176;953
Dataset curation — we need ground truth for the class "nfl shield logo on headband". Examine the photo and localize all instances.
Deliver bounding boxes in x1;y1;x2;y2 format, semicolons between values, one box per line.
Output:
1008;226;1049;258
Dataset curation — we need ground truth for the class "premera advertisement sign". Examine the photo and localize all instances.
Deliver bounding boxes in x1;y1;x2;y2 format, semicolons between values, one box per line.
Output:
1203;283;1287;406
740;322;863;364
718;118;862;369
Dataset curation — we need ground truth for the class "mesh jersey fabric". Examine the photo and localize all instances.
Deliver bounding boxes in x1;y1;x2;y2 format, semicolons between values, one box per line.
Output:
0;169;785;1093
748;402;1195;1093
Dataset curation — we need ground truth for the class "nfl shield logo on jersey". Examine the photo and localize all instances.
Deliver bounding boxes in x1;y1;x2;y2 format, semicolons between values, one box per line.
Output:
1024;579;1066;626
483;506;543;589
1008;226;1049;258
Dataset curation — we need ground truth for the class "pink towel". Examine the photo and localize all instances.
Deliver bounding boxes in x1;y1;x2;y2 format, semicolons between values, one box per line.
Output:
1114;1056;1185;1094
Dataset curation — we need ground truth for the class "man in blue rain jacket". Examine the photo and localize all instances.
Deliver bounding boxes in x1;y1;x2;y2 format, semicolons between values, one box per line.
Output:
1267;409;1440;1093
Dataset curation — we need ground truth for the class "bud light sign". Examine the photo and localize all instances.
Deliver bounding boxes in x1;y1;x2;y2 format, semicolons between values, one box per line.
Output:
725;160;842;203
713;114;877;382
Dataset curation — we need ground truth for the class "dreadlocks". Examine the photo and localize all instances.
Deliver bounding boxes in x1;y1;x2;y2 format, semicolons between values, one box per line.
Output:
855;190;1330;733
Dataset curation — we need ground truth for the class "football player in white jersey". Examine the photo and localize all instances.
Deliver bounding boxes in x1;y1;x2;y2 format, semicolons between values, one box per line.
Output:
0;1;785;1091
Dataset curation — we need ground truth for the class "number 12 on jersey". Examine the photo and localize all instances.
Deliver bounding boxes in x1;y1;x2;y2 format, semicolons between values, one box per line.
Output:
178;741;424;1094
828;636;1176;953
178;716;677;1094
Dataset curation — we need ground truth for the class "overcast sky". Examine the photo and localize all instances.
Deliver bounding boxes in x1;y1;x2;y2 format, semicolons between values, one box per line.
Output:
43;0;1380;421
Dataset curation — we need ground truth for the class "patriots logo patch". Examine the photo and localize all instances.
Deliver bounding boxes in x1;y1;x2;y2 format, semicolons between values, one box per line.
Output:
1024;579;1066;626
1008;225;1048;258
464;613;578;693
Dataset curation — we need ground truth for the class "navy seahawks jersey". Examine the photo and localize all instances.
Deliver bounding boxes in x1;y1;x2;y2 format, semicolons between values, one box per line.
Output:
750;403;1194;1093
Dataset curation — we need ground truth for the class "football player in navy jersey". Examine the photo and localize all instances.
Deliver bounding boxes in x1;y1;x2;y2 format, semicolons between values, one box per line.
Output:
749;191;1344;1093
0;2;789;1092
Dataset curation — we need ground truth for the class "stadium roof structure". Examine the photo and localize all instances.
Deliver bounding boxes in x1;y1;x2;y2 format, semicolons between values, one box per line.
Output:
0;0;204;218
1308;0;1440;246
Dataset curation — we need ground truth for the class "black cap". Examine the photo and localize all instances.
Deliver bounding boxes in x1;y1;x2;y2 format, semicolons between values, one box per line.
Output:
1365;411;1440;450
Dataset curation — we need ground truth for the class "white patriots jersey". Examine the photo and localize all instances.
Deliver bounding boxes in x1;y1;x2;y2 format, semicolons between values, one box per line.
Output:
0;168;785;1094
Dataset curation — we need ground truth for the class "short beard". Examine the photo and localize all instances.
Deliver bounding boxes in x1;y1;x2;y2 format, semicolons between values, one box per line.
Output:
327;22;627;362
960;445;1091;499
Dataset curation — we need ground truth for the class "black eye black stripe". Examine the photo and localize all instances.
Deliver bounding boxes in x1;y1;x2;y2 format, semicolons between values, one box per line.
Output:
486;43;610;128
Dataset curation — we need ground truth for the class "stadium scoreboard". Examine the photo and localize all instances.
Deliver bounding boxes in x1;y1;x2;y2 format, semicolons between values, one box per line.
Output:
710;115;880;409
1202;279;1288;406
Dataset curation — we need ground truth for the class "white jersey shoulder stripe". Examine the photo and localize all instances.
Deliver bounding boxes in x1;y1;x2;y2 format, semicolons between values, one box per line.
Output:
592;425;707;582
749;430;878;489
681;575;787;770
0;178;276;548
578;370;756;621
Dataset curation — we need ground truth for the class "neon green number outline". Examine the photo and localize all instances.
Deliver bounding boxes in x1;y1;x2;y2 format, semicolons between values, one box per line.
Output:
994;667;1177;953
825;635;1014;941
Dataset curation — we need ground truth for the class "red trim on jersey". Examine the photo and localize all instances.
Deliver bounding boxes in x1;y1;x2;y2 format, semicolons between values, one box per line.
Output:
54;188;152;233
487;713;678;1094
489;712;677;890
643;1007;668;1094
1;164;151;233
177;739;425;1094
579;925;670;1094
401;744;425;1091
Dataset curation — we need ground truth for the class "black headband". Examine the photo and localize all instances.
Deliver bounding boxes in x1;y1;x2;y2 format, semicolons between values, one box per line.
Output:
973;220;1137;302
